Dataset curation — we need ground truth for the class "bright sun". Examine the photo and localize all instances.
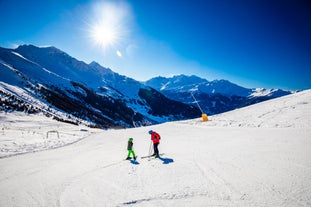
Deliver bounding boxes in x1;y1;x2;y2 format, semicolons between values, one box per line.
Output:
90;22;119;49
87;2;129;51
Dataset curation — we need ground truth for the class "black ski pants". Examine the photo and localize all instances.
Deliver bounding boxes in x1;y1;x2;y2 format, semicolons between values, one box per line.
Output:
153;143;159;155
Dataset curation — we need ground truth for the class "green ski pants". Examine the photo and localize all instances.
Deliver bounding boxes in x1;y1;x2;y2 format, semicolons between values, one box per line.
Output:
127;150;136;158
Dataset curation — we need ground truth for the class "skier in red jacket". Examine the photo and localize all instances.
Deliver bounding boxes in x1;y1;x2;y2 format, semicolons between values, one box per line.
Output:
149;130;161;158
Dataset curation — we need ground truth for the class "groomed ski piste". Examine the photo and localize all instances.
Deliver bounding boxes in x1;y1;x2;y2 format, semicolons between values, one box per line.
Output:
0;89;311;207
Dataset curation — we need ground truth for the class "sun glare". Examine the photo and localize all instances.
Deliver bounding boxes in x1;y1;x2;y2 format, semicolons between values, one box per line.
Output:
91;22;118;48
87;2;130;52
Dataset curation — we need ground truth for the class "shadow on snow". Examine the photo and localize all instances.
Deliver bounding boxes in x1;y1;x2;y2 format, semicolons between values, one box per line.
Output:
130;160;140;165
127;156;174;165
159;157;174;164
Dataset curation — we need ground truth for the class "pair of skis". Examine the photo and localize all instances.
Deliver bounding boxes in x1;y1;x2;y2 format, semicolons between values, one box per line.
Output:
126;141;163;160
125;153;164;161
140;140;163;160
141;153;164;159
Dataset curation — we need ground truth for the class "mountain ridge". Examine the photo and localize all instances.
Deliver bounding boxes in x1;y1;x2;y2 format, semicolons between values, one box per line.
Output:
0;45;200;128
0;44;296;128
144;75;294;114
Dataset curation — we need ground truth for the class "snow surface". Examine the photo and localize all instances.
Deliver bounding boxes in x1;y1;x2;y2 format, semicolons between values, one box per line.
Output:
0;112;101;158
0;90;311;207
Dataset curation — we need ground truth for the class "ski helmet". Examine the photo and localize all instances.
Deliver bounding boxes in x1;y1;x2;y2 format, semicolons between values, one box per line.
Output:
129;138;133;141
148;130;153;135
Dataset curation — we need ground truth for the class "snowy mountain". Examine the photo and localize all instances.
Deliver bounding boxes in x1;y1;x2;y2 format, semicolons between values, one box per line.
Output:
145;75;293;115
0;89;310;206
0;44;296;128
0;45;200;128
145;75;250;96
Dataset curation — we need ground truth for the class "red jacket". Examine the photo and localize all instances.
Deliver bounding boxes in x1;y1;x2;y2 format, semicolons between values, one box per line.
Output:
151;132;161;144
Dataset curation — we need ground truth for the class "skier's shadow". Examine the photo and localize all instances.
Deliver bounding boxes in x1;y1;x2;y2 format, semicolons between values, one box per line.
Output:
130;160;140;165
159;157;174;164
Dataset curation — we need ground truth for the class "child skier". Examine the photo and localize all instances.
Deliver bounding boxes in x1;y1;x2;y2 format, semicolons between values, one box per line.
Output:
126;138;137;160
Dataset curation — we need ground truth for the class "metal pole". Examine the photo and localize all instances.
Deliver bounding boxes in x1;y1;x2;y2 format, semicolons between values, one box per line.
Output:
149;140;153;155
149;140;153;156
148;140;154;161
191;91;204;114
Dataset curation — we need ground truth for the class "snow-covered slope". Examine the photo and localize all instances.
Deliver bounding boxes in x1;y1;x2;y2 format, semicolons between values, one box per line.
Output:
0;90;310;206
184;89;311;128
0;112;101;158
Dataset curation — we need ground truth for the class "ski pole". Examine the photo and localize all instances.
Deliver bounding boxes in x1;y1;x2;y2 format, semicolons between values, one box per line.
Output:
148;140;153;156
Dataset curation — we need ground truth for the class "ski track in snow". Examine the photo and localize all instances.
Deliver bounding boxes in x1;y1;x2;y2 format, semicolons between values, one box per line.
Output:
0;90;311;206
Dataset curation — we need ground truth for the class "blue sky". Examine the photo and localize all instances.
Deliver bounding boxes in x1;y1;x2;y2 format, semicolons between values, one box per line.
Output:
0;0;310;90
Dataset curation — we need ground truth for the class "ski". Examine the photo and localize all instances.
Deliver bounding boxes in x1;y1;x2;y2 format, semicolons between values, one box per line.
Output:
141;153;164;159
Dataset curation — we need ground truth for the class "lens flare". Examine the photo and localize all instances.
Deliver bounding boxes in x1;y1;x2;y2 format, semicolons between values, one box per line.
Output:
116;50;122;57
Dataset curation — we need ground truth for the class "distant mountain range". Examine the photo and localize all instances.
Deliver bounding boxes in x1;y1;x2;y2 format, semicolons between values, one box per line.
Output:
145;75;293;115
0;44;294;128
